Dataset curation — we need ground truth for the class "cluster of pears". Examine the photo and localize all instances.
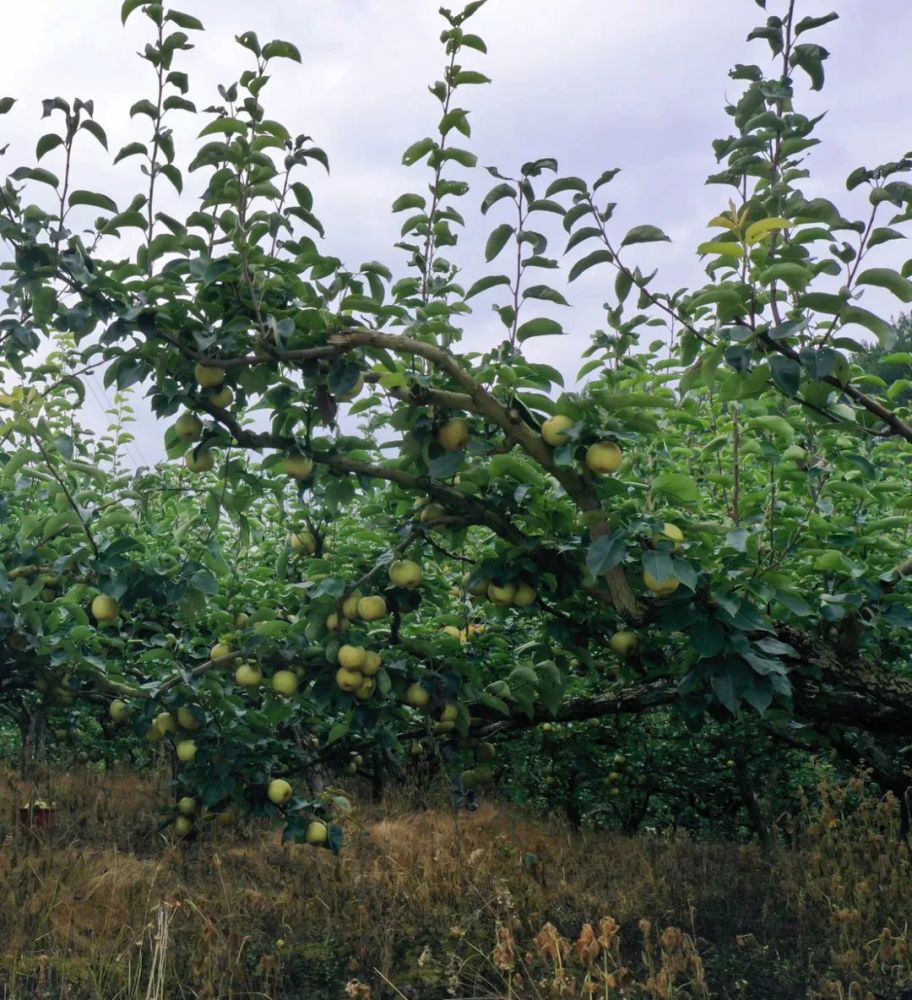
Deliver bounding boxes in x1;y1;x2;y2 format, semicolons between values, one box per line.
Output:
173;795;235;838
110;702;204;764
643;522;685;597
463;572;536;608
326;587;389;633
441;622;486;644
265;778;330;845
335;644;383;700
540;415;623;475
210;641;301;698
174;364;234;473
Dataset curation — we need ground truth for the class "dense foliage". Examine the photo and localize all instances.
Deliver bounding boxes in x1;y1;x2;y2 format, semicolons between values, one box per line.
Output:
2;0;912;845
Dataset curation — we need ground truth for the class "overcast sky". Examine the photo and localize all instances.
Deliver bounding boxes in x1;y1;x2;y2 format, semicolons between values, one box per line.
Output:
2;1;911;468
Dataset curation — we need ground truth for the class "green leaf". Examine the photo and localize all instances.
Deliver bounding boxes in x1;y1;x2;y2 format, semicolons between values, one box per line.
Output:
523;285;569;306
10;166;59;187
114;141;147;164
814;550;854;574
620;224;670;247
651;472;701;505
262;39;302;62
484;223;514;262
516;318;564;342
697;241;744;258
121;0;145;23
756;262;812;290
465;274;510;300
748;415;795;443
866;227;905;248
790;42;829;91
69;190;118;213
568;249;614;282
481;182;516;214
545;176;587;197
745;217;793;243
80;120;108;149
391;193;425;213
593;168;620;191
166;9;205;29
840;306;896;347
586;533;626;577
795;12;838;34
689;618;725;657
35;134;63;160
855;268;912;303
0;97;16;115
429;450;464;479
402;137;436;166
198;117;247;137
452;70;490;85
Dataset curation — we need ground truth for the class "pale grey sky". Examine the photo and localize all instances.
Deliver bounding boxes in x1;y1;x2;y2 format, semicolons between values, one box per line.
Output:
2;1;910;467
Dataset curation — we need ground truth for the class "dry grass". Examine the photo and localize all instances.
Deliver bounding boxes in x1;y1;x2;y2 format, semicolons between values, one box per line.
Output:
0;765;909;999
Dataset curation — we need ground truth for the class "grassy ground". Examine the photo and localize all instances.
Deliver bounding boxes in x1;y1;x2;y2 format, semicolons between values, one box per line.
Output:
0;765;909;999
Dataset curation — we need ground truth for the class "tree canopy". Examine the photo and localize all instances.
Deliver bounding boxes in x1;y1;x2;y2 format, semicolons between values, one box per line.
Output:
2;0;912;843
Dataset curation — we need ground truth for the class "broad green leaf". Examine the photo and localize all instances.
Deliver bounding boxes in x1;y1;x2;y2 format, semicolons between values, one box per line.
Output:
465;274;510;300
568;249;614;281
620;224;670;247
697;241;744;258
69;190;118;213
484;223;514;262
855;268;912;303
651;472;701;505
745;217;793;244
516;318;564;342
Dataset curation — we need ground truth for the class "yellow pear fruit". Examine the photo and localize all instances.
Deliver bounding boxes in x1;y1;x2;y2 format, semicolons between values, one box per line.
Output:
194;363;225;388
643;571;680;597
610;630;639;658
356;595;387;621
235;662;263;687
210;642;232;660
175;411;203;442
177;797;197;817
656;522;684;551
267;778;293;806
513;581;537;607
289;531;316;555
341;591;362;620
284;455;314;479
154;712;176;736
487;581;517;605
361;650;382;676
305;820;328;845
174;816;194;837
440;703;458;723
354;675;375;701
176;740;197;763
437;418;470;452
325;612;347;632
91;595;119;622
442;625;461;639
185;450;215;473
406;682;431;709
389;559;422;588
177;706;201;731
209;386;233;408
109;699;129;723
338;645;366;670
271;670;298;697
336;666;363;693
541;414;574;447
585;442;623;474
